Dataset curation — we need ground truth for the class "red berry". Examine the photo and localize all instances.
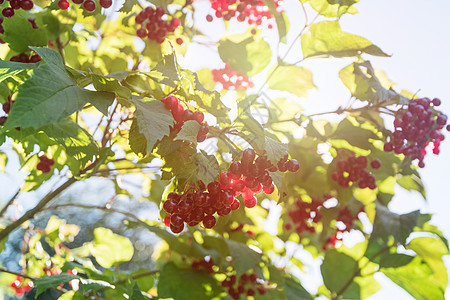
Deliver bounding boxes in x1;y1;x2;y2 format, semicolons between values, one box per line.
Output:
194;111;204;123
244;196;257;208
83;0;95;11
241;148;255;165
72;0;84;4
203;215;216;228
262;183;274;194
2;7;14;17
176;38;184;45
10;0;21;9
370;159;381;169
99;0;112;8
206;14;213;22
20;0;34;10
286;159;300;172
2;102;10;114
432;98;441;106
58;0;70;9
170;223;184;233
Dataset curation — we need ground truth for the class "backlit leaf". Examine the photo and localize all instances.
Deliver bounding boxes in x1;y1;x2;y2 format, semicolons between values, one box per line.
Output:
89;227;134;268
267;65;316;97
301;21;389;59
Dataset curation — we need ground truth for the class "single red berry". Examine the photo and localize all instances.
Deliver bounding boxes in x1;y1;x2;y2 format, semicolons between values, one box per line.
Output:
171;18;181;27
206;14;213;22
170;223;184;233
163;215;171;227
383;142;393;152
2;7;15;17
194;111;204;123
244;196;257;208
58;0;70;9
72;0;84;4
203;215;216;228
176;38;184;45
262;183;274;194
432;98;441;106
2;102;10;114
83;0;96;11
286;159;300;172
370;159;381;169
241;148;256;165
99;0;112;8
20;0;34;10
10;0;21;10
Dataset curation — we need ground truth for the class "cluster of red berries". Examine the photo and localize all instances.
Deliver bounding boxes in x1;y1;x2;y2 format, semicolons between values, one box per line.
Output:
284;196;327;235
9;52;41;63
161;95;209;143
9;276;33;296
37;155;55;173
383;98;449;168
205;0;281;27
330;155;379;189
323;206;363;249
57;0;112;12
211;63;254;90
1;0;34;18
135;6;181;44
221;271;267;299
162;149;299;233
191;257;215;274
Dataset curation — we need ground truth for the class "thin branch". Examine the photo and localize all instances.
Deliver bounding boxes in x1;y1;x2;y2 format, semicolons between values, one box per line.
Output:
0;189;20;218
0;267;35;280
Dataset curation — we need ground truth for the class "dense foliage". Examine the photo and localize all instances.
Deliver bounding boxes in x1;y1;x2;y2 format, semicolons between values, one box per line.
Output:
0;0;448;299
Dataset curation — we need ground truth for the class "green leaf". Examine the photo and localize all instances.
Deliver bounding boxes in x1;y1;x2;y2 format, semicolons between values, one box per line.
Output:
301;21;389;59
284;276;312;300
35;274;79;297
193;151;220;185
397;174;426;199
0;60;36;82
219;32;272;76
129;120;148;156
332;118;379;150
408;236;448;289
343;275;381;300
89;227;134;268
379;253;414;268
131;99;174;154
321;249;358;293
157;262;222;300
306;0;359;18
261;1;289;43
91;73;132;99
153;52;180;87
382;257;445;300
265;136;288;165
339;61;409;104
42;120;98;166
129;281;147;300
371;205;420;245
175;120;201;144
1;16;47;52
119;0;139;12
267;65;316;97
1;49;114;130
225;239;262;276
57;290;84;300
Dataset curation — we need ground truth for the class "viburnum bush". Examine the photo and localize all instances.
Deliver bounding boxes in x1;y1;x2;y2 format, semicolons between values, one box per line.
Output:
0;0;447;299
